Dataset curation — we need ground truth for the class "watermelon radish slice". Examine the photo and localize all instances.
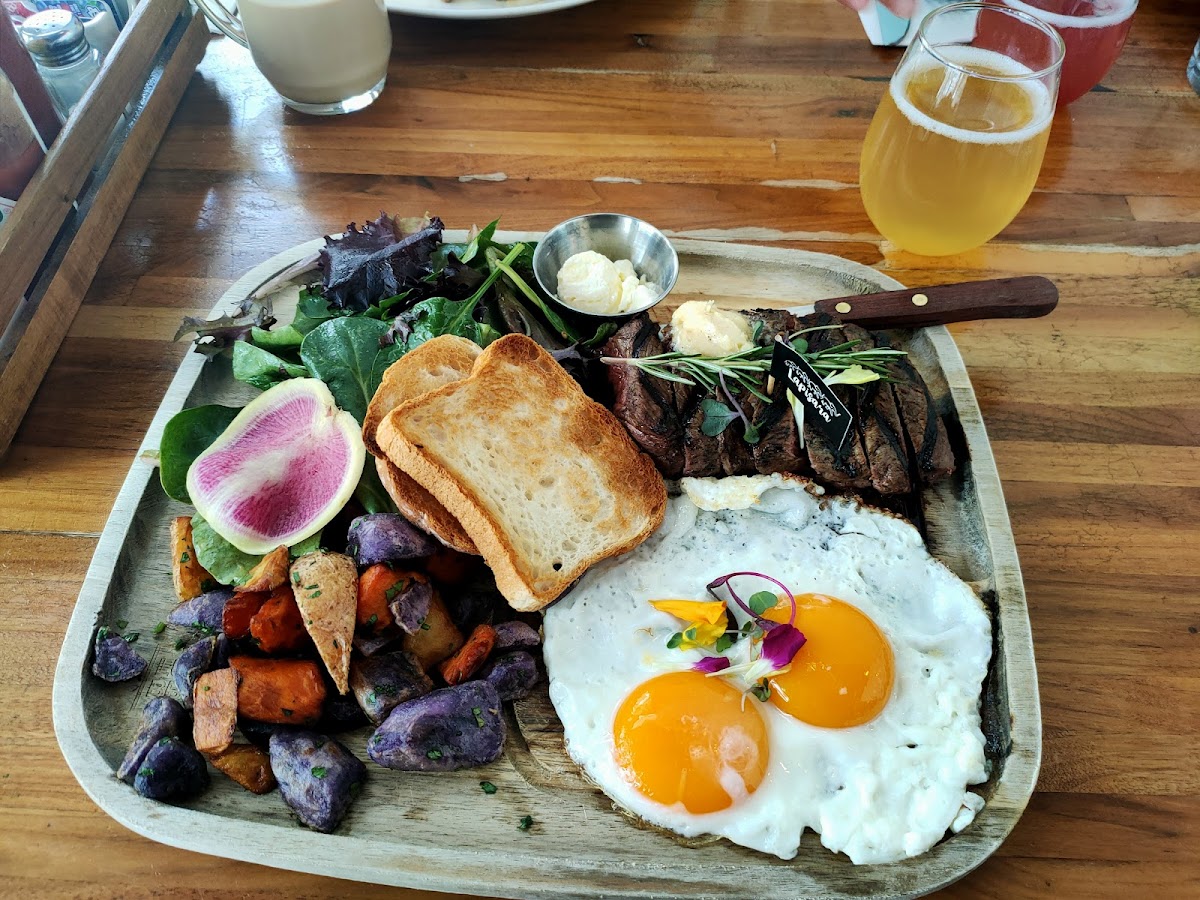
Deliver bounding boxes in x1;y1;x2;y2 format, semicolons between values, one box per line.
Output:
187;379;365;555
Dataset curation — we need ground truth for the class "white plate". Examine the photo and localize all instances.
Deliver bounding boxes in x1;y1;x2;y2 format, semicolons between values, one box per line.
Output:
387;0;597;20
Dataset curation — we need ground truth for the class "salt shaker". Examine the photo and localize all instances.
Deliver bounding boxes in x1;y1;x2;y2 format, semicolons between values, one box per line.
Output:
18;10;101;120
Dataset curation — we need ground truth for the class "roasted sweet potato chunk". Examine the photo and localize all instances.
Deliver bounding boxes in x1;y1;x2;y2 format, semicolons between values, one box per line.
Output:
229;656;326;726
438;624;496;686
209;743;276;794
237;545;289;594
250;585;309;655
222;591;269;640
193;668;239;756
171;516;216;601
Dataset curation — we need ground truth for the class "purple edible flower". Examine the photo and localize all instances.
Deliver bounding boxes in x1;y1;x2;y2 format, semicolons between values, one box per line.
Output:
692;655;731;675
707;571;799;628
760;623;806;671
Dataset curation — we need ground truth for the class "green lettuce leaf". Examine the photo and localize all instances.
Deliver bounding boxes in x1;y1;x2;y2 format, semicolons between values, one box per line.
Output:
300;317;405;424
191;515;322;587
233;341;309;391
158;405;241;503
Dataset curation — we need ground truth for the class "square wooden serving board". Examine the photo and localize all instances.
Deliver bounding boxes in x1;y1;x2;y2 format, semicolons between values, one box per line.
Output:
52;233;1040;900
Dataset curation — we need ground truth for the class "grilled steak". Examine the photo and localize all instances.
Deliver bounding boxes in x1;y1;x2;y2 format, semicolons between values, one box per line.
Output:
882;340;955;485
842;323;912;495
745;384;807;475
602;315;686;477
681;394;723;477
798;315;874;491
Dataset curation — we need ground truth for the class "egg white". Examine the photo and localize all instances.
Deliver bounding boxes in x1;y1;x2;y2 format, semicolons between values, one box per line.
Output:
542;474;991;864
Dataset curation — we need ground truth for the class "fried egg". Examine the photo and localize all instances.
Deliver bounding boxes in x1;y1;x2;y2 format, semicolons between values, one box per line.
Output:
542;474;991;864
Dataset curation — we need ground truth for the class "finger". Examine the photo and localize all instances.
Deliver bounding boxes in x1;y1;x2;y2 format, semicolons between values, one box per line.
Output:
838;0;871;10
881;0;917;15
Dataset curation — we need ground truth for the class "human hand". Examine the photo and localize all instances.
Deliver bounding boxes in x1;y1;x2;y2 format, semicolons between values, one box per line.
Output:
836;0;917;15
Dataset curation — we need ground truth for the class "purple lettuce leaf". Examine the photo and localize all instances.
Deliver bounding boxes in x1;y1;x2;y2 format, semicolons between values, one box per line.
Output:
320;213;444;312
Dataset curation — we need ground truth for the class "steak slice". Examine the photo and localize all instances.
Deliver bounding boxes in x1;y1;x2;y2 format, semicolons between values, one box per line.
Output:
883;341;955;485
745;383;807;475
842;323;912;495
797;315;874;491
681;394;723;477
601;315;686;478
717;385;758;476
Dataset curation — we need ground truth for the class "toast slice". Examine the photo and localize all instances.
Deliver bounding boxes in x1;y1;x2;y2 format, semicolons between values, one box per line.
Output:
376;334;667;612
363;335;482;554
363;335;482;457
375;456;477;555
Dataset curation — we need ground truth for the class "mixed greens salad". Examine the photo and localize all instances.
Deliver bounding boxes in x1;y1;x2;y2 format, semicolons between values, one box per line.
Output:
162;214;614;582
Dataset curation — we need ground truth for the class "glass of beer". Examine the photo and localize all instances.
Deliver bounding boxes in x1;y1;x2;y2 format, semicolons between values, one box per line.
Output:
859;2;1064;257
998;1;1137;105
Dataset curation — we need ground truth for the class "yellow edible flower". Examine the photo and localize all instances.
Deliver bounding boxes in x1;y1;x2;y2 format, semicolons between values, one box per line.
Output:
676;618;728;650
650;599;728;625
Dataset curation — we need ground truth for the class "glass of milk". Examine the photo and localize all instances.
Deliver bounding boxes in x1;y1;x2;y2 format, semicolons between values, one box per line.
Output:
195;0;391;115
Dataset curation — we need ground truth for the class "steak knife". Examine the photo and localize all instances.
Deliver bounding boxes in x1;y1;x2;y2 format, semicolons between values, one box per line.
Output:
789;275;1058;329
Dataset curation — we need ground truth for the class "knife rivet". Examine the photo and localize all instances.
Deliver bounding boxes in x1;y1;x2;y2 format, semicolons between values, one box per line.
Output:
911;293;929;307
835;301;852;314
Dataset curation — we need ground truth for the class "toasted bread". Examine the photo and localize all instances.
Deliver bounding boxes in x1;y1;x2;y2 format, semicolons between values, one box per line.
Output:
363;335;481;554
375;456;477;555
376;334;667;612
363;335;482;457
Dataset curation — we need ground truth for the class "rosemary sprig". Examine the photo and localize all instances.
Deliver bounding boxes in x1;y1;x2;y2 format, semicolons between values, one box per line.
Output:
599;333;906;393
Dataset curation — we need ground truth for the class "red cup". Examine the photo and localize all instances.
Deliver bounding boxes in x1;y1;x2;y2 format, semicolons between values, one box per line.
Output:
994;1;1138;105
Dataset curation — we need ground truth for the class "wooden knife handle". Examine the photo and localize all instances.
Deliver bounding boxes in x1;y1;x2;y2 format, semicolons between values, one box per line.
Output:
812;275;1059;329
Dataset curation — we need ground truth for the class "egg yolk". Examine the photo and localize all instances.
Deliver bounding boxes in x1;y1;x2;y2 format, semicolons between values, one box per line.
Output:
764;593;894;728
613;670;769;815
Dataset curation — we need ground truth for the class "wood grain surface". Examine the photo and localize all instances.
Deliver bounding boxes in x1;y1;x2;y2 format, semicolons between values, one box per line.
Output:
1;0;1197;897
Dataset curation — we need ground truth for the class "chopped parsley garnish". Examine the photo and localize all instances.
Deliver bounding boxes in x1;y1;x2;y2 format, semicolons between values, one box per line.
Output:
96;626;110;642
137;767;154;778
426;748;443;760
180;551;190;563
366;613;378;627
311;766;327;779
174;637;188;651
153;621;166;635
156;737;173;747
123;632;139;644
116;619;129;630
480;781;497;795
292;571;301;585
518;815;534;832
471;706;486;728
384;582;403;602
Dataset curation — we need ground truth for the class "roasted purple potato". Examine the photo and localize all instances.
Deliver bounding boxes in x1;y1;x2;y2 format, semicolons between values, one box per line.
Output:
349;650;433;724
92;633;147;682
319;691;371;733
167;588;232;631
269;730;366;833
238;718;299;751
483;651;540;702
367;680;505;772
132;736;209;801
352;630;398;658
172;634;228;710
117;697;188;783
443;589;498;635
347;514;438;567
492;621;540;652
386;578;432;636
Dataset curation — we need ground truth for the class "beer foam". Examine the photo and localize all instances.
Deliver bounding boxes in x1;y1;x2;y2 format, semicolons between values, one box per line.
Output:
1000;0;1136;30
890;46;1054;145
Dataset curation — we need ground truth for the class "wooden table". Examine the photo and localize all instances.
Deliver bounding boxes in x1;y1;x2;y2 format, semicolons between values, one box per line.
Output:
2;0;1197;896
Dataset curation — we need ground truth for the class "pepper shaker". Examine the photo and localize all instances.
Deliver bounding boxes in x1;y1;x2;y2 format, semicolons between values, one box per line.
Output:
18;10;102;120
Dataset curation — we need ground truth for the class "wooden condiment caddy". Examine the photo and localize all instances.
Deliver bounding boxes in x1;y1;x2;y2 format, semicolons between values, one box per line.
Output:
0;0;208;457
